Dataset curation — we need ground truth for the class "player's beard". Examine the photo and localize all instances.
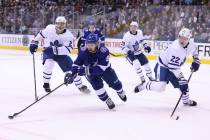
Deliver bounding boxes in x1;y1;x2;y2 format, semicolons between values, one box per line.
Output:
87;48;97;53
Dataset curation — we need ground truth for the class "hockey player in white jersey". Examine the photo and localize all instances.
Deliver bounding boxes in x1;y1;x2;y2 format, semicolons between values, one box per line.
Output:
134;28;200;106
121;21;154;84
29;16;90;93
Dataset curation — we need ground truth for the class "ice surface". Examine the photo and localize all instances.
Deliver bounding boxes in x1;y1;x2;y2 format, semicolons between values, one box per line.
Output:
0;50;210;140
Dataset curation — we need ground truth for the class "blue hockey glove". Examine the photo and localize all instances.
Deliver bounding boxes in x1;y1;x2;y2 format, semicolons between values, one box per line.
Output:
178;77;189;93
127;50;135;61
64;72;76;85
29;40;39;54
144;46;151;53
78;66;91;76
190;60;200;72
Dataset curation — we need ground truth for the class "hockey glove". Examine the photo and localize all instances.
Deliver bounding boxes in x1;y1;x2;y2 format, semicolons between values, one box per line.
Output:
144;46;151;53
178;77;189;93
29;40;39;54
78;66;91;76
127;50;135;61
190;59;200;72
64;72;76;85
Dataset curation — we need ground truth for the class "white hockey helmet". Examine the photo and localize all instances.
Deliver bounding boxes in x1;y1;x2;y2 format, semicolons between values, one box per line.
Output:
130;21;139;27
178;28;192;39
55;16;67;23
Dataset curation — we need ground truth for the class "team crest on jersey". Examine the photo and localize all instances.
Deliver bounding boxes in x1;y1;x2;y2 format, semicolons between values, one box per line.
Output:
132;41;139;51
50;40;62;47
100;47;108;53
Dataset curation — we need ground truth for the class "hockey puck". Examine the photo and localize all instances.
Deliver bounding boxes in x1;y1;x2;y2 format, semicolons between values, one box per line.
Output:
176;116;179;120
8;115;14;119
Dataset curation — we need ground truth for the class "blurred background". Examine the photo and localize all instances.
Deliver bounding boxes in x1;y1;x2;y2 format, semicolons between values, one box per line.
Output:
0;0;210;43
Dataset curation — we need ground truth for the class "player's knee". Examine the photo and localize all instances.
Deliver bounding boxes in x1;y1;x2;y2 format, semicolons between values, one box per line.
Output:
111;80;122;91
157;82;166;92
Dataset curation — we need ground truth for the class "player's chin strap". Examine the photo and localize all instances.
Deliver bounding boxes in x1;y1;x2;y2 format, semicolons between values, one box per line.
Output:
170;71;194;119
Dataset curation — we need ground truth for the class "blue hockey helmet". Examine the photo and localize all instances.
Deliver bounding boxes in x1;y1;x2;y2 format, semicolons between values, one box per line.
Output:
86;33;99;44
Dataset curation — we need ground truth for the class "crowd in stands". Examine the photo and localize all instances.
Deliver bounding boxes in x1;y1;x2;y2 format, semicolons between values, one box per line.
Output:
0;0;210;42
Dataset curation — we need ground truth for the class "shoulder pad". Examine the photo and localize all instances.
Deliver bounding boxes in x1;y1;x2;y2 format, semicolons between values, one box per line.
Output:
95;28;101;31
46;24;54;30
83;28;89;32
137;30;143;35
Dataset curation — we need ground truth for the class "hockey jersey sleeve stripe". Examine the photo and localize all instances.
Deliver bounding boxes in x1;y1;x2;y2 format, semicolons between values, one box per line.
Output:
65;46;71;53
39;31;46;38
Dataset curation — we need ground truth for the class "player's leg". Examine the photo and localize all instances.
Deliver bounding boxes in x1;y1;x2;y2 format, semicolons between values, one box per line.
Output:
134;63;167;93
102;67;127;101
168;72;197;106
136;53;154;81
127;56;145;83
56;55;90;93
43;59;55;92
89;76;115;109
42;47;56;92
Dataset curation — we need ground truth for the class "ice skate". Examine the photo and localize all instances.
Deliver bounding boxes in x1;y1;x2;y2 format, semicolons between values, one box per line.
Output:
117;91;127;102
43;83;51;92
183;100;197;106
105;98;115;109
79;85;91;94
134;83;144;93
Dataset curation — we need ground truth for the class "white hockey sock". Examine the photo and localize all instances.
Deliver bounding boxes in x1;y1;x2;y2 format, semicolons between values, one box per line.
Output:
144;81;166;92
143;63;153;78
74;75;83;88
133;59;144;79
43;59;55;83
181;92;190;104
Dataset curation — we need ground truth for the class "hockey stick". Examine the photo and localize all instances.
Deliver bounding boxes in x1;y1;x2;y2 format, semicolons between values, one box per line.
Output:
170;71;194;119
109;52;125;57
8;83;65;119
32;54;38;101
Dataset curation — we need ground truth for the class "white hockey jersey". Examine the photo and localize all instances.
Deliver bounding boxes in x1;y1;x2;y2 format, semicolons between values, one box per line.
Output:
121;30;147;55
34;24;75;55
158;39;198;78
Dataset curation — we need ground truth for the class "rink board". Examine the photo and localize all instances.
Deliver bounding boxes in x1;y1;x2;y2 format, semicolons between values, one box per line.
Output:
0;34;210;64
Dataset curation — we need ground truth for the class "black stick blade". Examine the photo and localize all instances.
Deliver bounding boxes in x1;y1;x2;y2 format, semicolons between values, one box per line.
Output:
8;115;14;119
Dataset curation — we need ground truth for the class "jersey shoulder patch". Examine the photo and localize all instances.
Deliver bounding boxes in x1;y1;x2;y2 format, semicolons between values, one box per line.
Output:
99;47;109;54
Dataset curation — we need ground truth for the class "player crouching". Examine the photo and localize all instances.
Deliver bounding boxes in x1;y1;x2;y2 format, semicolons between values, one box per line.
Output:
134;28;200;106
64;33;127;109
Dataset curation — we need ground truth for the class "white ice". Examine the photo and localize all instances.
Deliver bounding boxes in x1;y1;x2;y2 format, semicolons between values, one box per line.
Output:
0;49;210;140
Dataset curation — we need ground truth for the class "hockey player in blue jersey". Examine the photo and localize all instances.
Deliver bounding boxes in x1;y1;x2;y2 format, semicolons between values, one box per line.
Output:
29;16;90;94
64;33;127;109
77;21;105;52
134;28;200;106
